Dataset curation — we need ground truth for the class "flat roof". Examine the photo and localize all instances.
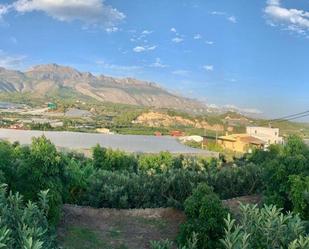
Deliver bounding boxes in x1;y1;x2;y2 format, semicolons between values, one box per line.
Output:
0;129;218;157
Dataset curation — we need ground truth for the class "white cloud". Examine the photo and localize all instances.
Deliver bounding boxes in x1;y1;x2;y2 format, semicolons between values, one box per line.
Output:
172;37;184;43
223;104;262;114
133;45;157;53
211;11;226;16
172;70;190;76
0;4;10;21
211;10;237;24
147;45;157;50
96;60;141;72
265;0;309;36
267;0;280;6
141;30;153;35
0;50;26;69
13;0;125;28
170;27;177;32
193;34;202;40
205;40;214;45
228;16;237;23
133;46;146;52
203;65;214;71
150;58;167;68
105;27;118;33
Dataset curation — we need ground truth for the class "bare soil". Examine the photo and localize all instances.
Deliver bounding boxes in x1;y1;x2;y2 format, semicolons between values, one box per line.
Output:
58;205;185;249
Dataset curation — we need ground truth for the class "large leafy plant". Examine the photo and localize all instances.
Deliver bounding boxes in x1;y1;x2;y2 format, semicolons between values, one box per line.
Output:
0;185;57;249
221;204;309;249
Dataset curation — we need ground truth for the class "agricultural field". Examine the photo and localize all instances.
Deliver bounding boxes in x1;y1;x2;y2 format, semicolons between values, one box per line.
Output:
58;206;184;249
0;135;309;249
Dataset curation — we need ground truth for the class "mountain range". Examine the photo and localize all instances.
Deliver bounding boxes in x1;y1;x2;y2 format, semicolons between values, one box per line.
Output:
0;64;207;112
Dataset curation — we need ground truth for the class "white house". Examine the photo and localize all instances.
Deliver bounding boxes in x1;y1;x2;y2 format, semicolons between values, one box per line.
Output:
246;126;283;146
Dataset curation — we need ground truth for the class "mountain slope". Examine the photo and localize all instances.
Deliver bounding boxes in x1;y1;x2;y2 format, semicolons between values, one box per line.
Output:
0;64;205;111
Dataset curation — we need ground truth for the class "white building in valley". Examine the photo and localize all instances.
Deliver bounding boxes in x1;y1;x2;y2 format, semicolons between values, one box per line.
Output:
246;126;283;146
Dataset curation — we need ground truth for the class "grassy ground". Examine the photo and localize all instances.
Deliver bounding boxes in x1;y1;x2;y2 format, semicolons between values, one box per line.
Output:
58;205;185;249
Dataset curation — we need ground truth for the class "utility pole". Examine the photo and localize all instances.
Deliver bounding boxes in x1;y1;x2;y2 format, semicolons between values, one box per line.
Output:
216;128;218;144
202;128;206;149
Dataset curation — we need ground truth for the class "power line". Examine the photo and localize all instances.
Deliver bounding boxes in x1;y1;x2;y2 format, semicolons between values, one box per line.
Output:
275;112;309;122
271;110;309;122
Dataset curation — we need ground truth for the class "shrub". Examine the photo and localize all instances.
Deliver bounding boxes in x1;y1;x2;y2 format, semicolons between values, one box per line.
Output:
212;163;262;199
92;145;138;172
0;185;58;249
12;136;65;224
178;183;228;249
289;175;309;219
138;152;174;173
221;204;309;249
80;169;209;209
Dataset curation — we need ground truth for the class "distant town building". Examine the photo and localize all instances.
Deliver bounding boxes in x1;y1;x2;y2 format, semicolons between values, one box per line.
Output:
65;108;92;118
246;126;283;145
47;102;57;110
9;124;25;130
218;133;265;153
180;135;204;143
96;128;113;134
154;131;162;136
170;130;185;137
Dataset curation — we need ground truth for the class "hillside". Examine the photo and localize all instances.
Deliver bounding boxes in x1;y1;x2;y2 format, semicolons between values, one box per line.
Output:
0;64;205;111
133;111;224;131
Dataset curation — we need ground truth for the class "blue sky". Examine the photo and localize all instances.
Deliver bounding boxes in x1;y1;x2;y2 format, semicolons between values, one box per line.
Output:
0;0;309;119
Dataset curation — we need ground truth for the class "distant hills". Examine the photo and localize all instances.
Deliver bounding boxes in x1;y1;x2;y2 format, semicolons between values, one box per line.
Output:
0;64;207;112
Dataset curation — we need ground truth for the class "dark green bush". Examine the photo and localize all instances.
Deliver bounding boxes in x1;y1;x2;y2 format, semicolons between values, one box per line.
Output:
177;183;228;249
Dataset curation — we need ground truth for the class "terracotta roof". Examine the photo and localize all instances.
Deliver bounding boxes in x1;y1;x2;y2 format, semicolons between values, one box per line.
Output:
240;136;265;145
218;135;237;142
219;133;265;145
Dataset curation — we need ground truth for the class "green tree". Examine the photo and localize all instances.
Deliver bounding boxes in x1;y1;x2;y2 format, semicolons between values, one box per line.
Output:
289;175;309;219
178;183;228;249
13;136;65;224
92;144;107;169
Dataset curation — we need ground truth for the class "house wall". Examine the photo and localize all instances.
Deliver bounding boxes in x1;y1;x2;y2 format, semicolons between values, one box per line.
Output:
246;126;283;145
219;138;261;153
219;139;246;153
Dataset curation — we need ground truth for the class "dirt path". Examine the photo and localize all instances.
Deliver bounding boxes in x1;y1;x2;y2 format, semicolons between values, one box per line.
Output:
58;205;185;249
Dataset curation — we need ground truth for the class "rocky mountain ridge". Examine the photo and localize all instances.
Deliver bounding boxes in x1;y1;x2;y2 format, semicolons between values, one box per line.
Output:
0;64;206;111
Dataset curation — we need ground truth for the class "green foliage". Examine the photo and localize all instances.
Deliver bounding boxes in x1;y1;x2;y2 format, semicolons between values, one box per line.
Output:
289;175;309;220
212;163;262;199
150;239;174;249
92;144;107;169
13;136;65;224
178;184;228;249
255;136;309;216
92;145;137;171
150;233;198;249
0;136;263;218
0;185;57;249
0;137;65;225
114;109;144;126
221;204;309;249
29;122;53;131
81;169;208;209
138;152;174;173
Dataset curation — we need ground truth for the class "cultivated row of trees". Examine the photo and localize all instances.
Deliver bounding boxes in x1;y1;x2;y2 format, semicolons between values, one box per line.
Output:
0;135;308;248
